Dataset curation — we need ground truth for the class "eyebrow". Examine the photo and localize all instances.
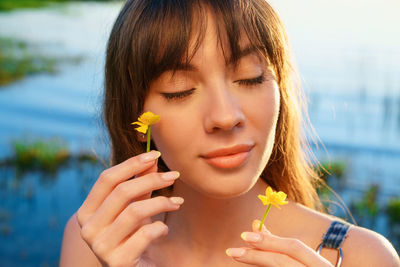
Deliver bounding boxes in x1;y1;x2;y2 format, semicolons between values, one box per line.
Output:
170;45;262;73
227;45;262;66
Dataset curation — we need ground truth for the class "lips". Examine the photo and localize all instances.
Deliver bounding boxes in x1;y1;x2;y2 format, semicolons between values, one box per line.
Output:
200;144;254;169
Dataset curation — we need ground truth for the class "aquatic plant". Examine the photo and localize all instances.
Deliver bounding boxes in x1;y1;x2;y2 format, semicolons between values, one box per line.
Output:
385;197;400;252
0;0;114;12
386;197;400;225
0;138;104;176
318;160;347;180
316;160;348;194
0;37;84;86
314;160;348;205
76;151;101;165
350;184;380;228
12;139;70;173
0;38;58;86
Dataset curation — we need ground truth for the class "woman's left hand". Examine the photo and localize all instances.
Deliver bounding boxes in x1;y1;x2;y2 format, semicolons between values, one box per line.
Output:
226;220;334;267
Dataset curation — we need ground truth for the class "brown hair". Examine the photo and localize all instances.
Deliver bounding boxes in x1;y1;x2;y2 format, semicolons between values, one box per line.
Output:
103;0;327;212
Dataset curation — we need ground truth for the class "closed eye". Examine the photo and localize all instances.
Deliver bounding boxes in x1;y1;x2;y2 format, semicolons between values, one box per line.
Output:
236;73;265;86
161;88;195;101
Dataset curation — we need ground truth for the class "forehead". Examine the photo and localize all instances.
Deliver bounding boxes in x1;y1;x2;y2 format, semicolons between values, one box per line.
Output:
143;2;270;84
165;10;266;73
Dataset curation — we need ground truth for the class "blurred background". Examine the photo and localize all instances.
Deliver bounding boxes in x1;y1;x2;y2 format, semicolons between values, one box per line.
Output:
0;0;399;266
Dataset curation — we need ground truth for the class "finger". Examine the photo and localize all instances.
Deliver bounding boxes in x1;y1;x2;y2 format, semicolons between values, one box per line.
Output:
236;220;332;266
136;156;158;178
77;151;161;226
108;220;169;266
134;157;159;202
90;196;184;253
226;247;305;267
129;158;160;228
84;171;180;234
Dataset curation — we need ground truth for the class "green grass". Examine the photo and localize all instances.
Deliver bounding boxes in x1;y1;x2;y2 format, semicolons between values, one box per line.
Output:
349;184;380;228
12;139;71;173
0;0;114;12
318;160;347;180
0;0;50;11
386;197;400;225
0;38;57;86
0;137;102;174
0;37;83;86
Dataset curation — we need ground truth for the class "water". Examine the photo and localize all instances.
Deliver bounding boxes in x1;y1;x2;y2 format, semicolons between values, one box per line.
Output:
0;3;120;266
0;162;101;267
0;1;399;266
0;2;121;156
269;0;400;199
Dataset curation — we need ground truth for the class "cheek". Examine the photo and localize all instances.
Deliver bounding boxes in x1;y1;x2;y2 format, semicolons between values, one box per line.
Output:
150;113;199;169
264;84;280;140
247;82;280;135
253;83;280;171
151;119;180;151
268;84;280;127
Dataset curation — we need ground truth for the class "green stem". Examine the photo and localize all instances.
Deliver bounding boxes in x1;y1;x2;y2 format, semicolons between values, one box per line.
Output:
259;203;272;231
146;126;151;152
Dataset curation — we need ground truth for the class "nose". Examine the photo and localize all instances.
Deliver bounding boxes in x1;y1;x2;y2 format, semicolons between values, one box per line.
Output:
203;84;245;133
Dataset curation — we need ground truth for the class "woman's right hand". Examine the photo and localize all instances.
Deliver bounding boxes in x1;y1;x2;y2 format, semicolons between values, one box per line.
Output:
76;150;183;267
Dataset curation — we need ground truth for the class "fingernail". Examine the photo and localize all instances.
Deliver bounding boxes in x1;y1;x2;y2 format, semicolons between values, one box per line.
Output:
226;248;246;257
139;151;161;162
161;171;180;181
241;232;262;242
169;197;184;205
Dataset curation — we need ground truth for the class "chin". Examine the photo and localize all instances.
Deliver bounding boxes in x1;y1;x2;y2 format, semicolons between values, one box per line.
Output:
190;174;258;199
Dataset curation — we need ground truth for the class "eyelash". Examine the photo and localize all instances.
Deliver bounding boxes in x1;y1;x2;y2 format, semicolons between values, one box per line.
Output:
237;73;265;86
161;88;195;101
161;74;265;101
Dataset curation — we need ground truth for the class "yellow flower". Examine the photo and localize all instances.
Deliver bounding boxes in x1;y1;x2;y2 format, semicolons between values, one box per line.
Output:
258;186;289;210
131;111;161;134
256;186;288;231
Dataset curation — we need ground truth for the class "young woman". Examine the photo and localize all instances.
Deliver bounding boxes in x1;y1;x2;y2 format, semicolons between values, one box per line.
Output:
60;0;400;266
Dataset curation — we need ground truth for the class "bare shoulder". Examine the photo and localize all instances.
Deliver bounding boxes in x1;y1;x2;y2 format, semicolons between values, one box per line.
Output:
59;213;102;267
342;225;400;267
287;202;400;267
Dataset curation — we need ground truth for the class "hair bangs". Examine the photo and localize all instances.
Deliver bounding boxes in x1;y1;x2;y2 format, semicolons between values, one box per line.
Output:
216;0;287;83
129;0;284;97
128;0;210;94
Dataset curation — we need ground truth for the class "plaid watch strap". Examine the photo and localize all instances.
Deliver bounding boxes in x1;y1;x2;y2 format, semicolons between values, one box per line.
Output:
321;221;351;249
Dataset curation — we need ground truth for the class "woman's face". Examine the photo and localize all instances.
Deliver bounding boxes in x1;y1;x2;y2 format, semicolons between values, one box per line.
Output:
143;14;280;199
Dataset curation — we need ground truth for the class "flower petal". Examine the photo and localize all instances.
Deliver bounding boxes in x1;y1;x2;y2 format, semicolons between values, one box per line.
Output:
266;186;273;196
131;122;148;134
259;187;289;209
277;191;287;200
138;111;161;125
272;203;282;209
258;195;270;206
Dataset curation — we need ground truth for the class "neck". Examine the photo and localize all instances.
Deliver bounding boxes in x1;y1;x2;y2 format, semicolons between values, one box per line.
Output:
162;178;290;261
